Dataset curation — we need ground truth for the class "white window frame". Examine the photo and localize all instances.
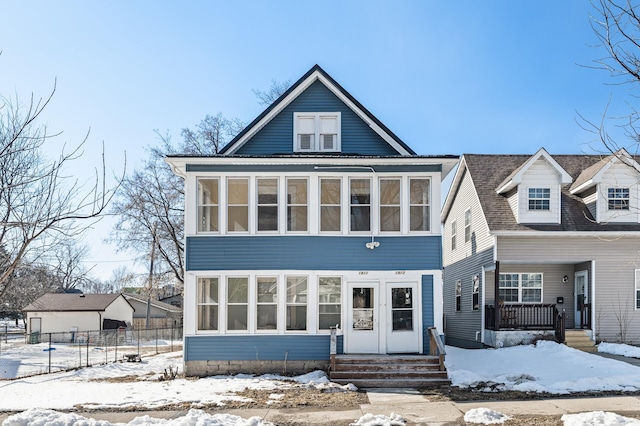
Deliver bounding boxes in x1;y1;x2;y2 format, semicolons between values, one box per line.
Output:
608;187;630;211
408;178;431;232
256;177;279;233
499;273;543;304
528;187;551;211
286;177;309;233
285;275;308;332
472;275;480;311
197;178;219;233
293;112;341;152
464;209;471;243
256;276;279;332
455;280;461;312
379;178;401;233
318;276;342;331
319;177;342;233
196;277;220;332
349;177;372;233
225;276;250;333
226;177;249;233
451;220;457;251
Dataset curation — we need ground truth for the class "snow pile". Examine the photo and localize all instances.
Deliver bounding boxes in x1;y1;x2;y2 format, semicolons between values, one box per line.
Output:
350;413;405;426
446;341;640;394
2;408;273;426
463;408;511;424
561;411;640;426
599;342;640;359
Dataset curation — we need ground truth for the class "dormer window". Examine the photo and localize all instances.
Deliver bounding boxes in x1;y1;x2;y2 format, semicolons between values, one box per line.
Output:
294;112;341;152
528;188;550;210
608;187;630;210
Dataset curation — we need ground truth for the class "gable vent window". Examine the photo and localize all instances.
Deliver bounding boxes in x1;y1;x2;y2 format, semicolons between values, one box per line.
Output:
608;187;630;210
294;112;341;152
528;188;550;210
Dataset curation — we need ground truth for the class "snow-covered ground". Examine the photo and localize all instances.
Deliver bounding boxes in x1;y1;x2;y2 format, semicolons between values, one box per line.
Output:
1;340;640;425
599;342;640;359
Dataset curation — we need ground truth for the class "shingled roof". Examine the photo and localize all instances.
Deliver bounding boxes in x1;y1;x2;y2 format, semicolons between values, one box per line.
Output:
462;153;640;232
23;293;131;312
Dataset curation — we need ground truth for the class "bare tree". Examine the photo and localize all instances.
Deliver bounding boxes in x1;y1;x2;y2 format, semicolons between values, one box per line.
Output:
0;84;120;300
181;113;244;155
49;239;94;291
253;79;292;106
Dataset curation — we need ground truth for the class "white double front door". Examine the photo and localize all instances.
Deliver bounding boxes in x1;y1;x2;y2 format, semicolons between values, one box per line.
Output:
345;281;421;354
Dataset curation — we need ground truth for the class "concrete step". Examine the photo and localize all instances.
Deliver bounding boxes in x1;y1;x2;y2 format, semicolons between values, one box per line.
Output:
564;330;596;353
331;377;450;388
331;370;449;380
332;363;441;372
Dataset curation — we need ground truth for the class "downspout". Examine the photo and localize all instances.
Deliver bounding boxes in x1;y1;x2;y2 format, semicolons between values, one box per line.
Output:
481;266;487;344
591;260;596;342
494;260;500;331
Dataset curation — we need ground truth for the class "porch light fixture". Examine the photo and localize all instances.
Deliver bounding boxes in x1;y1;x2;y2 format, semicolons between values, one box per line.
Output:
563;275;568;283
366;235;380;250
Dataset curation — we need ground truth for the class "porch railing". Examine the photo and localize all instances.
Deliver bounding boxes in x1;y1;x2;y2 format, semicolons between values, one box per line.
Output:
485;304;557;330
427;327;446;371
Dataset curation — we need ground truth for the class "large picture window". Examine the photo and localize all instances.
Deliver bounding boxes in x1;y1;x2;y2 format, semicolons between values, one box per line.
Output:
227;277;249;331
318;277;341;329
409;178;430;231
286;276;308;331
287;178;308;232
350;178;371;232
499;273;542;303
197;179;219;232
320;178;341;232
380;178;400;232
197;278;218;330
227;178;249;232
256;277;278;330
257;178;278;232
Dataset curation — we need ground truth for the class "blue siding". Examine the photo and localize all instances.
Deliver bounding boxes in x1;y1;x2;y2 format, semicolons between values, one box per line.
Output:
235;80;400;156
185;334;344;361
422;275;434;354
186;236;442;271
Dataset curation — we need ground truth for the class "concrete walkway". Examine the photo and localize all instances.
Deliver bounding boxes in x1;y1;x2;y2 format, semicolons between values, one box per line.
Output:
1;390;639;425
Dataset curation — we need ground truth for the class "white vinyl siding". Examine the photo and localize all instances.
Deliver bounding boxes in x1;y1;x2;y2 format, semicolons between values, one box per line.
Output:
518;158;561;224
598;161;639;223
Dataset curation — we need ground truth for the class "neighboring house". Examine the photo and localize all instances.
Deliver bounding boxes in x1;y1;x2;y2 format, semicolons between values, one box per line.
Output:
124;294;183;329
166;65;458;376
23;293;134;336
441;148;640;349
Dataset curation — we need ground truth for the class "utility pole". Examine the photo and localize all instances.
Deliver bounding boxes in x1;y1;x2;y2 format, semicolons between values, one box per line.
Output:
146;223;157;330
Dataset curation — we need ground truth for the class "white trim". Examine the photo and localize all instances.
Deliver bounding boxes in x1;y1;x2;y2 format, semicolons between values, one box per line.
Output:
492;230;640;237
496;148;573;195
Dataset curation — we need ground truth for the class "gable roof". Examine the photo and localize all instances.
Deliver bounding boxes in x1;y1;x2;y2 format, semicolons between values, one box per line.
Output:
219;64;416;156
123;295;182;313
23;293;133;312
447;153;640;232
495;148;573;194
570;148;640;194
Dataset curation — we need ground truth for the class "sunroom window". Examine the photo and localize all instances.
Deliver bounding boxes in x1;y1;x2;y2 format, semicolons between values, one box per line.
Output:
350;178;371;232
287;178;308;232
256;277;278;330
293;112;340;152
227;277;248;331
197;178;218;232
320;178;341;232
257;178;278;232
286;276;308;331
380;178;401;232
197;277;218;330
410;178;430;231
227;178;249;232
318;277;341;329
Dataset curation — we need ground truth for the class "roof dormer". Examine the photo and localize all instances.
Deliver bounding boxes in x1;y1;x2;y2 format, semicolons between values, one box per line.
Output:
496;148;572;224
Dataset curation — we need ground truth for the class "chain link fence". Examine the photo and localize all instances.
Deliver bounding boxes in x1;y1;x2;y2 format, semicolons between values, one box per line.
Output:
0;326;183;379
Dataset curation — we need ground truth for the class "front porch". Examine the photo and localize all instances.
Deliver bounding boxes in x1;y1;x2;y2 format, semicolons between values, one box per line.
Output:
484;303;567;343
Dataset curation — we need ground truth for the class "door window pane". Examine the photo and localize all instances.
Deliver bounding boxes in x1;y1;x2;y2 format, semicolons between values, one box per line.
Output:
352;287;374;330
257;277;278;330
227;277;248;330
350;179;371;232
287;179;308;232
409;178;430;231
227;178;248;232
391;287;413;331
257;178;278;231
197;179;219;232
319;277;341;329
380;179;401;232
197;277;218;330
286;276;307;330
320;178;341;232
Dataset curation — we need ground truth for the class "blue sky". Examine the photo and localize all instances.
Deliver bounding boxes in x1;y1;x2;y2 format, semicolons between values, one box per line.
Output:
0;1;635;280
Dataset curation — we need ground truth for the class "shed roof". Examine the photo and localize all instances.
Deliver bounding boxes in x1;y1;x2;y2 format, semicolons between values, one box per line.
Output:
23;293;131;312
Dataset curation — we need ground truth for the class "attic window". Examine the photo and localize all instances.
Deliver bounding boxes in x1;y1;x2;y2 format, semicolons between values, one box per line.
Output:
608;188;629;210
294;112;341;152
528;188;550;210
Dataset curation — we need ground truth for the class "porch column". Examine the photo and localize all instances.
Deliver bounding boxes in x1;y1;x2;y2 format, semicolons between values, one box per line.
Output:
494;261;500;330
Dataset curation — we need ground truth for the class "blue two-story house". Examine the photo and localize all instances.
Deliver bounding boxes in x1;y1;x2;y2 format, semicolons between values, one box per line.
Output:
166;65;457;376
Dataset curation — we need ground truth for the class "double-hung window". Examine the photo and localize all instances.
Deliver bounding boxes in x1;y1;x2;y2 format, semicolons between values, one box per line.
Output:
608;187;630;210
293;112;341;152
455;280;461;312
227;178;249;232
529;188;550;210
227;277;249;331
320;178;341;232
286;276;308;331
257;178;278;232
451;220;457;251
472;275;479;310
197;179;219;232
464;209;471;242
409;178;430;231
197;278;218;330
318;277;341;330
499;273;542;303
635;270;640;310
256;277;278;330
380;178;401;232
350;178;371;232
287;178;308;232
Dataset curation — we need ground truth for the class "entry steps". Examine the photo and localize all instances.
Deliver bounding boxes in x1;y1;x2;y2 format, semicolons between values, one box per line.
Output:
564;329;597;353
329;354;450;388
